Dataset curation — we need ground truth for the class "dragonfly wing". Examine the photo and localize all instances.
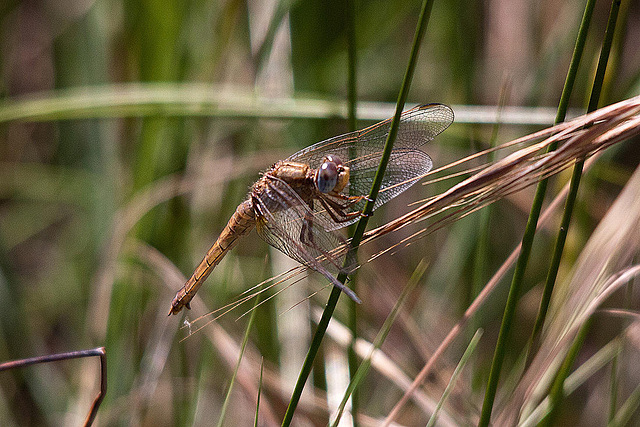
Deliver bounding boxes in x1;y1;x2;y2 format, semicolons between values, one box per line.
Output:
253;178;360;302
288;104;453;167
287;104;452;228
349;148;433;210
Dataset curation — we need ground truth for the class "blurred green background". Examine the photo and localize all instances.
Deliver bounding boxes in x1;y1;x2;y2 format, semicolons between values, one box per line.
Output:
1;0;639;425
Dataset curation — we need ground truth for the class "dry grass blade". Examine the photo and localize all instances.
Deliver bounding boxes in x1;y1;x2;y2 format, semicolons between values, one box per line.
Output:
519;334;625;427
316;307;459;426
496;158;640;425
380;96;640;424
361;95;640;249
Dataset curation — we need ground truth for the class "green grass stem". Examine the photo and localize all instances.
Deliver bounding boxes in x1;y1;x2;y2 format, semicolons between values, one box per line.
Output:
528;0;621;366
608;350;619;423
539;318;592;426
426;329;483;427
216;288;263;427
254;358;264;427
477;1;596;425
331;261;428;426
281;0;436;424
280;286;341;426
608;382;640;427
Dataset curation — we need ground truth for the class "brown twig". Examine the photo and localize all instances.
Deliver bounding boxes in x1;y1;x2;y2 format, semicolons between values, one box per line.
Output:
0;347;107;427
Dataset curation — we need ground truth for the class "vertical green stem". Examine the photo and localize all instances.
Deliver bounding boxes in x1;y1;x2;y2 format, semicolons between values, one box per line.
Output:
281;287;341;426
586;0;621;113
254;358;265;427
217;288;263;427
332;261;428;426
608;350;619;423
477;1;596;425
540;318;592;426
346;0;358;134
527;0;621;363
281;0;436;424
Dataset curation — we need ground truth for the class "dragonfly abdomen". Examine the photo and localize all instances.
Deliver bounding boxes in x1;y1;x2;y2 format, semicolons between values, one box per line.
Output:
168;199;256;315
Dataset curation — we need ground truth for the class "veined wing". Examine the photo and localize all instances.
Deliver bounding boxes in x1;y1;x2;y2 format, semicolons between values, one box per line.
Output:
253;176;360;303
288;103;453;229
288;103;453;167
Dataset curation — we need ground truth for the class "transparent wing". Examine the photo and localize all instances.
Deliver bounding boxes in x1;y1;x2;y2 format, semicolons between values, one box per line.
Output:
253;177;360;302
288;104;453;228
288;103;452;167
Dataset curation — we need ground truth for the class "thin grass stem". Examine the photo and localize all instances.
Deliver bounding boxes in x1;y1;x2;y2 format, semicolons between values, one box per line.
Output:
216;286;263;427
527;0;621;366
332;261;428;426
254;358;264;427
477;1;597;425
281;0;436;424
608;382;640;427
426;329;483;427
539;318;592;426
608;351;619;423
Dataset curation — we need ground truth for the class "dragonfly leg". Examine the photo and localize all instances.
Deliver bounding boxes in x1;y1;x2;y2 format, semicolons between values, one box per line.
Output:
318;195;363;224
299;208;347;272
300;212;315;244
327;194;373;217
328;191;370;206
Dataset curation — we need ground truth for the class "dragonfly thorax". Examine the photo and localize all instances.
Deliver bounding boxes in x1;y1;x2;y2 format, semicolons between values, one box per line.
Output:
315;155;349;194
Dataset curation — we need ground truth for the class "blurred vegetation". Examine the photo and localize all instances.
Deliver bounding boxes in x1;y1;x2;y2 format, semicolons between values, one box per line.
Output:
0;0;639;426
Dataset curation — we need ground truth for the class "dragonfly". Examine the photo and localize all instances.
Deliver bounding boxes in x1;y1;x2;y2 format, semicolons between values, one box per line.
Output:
168;103;454;315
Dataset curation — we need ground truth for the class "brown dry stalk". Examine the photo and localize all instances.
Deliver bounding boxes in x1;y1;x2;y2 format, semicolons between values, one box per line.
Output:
380;95;640;425
497;158;640;424
363;95;640;250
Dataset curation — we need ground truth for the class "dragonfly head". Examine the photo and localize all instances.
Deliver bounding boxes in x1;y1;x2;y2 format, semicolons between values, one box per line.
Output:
316;155;350;194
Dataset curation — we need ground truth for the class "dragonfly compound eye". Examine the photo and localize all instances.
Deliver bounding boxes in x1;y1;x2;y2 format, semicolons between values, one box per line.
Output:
316;161;339;193
324;154;343;166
